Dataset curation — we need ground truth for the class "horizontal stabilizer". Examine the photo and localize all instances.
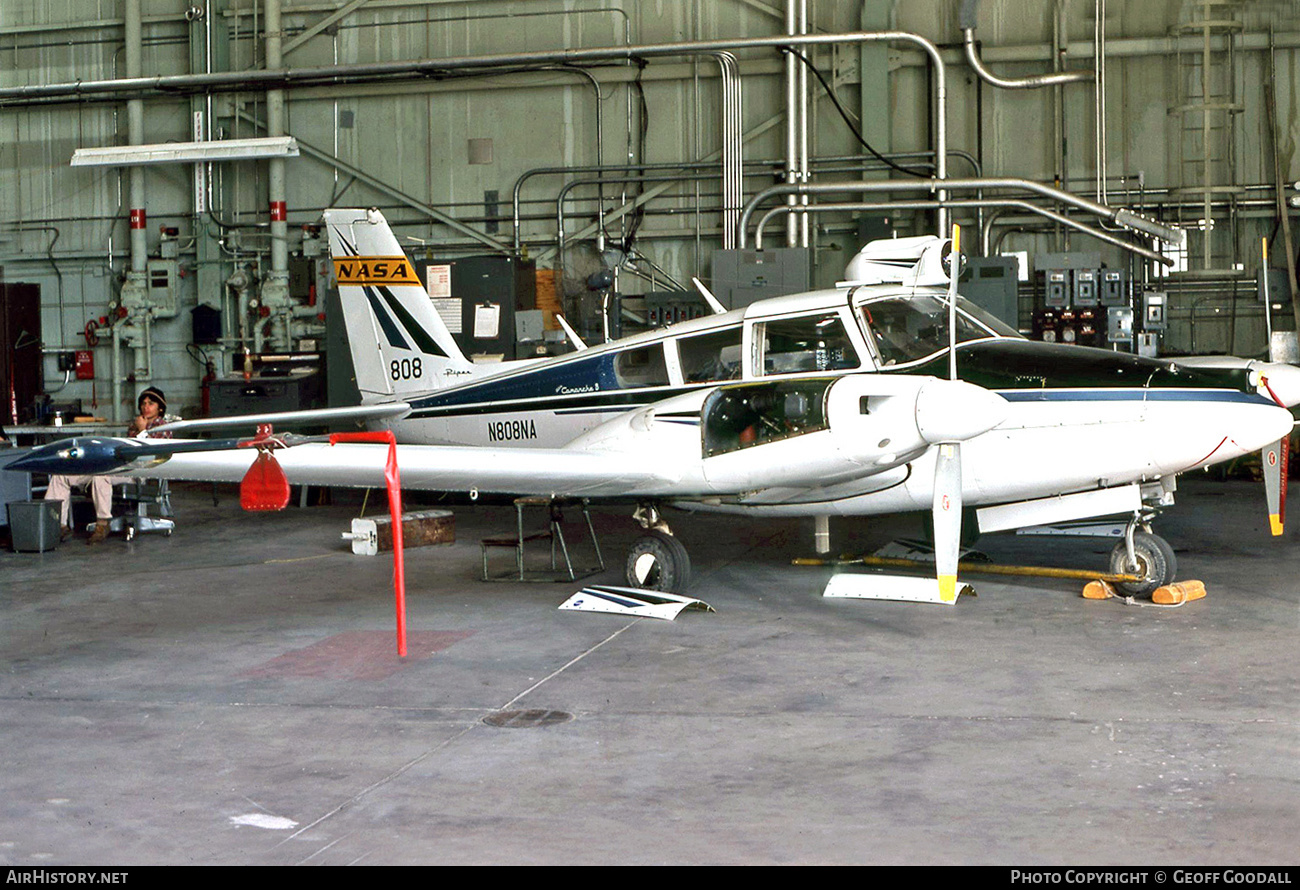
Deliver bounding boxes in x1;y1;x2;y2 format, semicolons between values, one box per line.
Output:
151;402;411;436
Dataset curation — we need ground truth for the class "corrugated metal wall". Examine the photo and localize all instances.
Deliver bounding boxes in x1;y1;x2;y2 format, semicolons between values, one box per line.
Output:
1;0;1298;418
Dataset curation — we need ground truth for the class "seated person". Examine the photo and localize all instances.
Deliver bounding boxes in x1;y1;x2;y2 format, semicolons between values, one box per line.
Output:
44;386;176;545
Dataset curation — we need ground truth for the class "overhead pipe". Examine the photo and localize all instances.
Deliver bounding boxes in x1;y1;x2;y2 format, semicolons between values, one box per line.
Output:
751;199;1171;266
739;179;1185;250
714;52;744;250
959;0;1094;89
2;31;948;236
513;149;980;257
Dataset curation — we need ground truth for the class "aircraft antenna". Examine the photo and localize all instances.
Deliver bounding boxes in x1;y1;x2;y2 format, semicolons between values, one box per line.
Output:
692;277;727;316
555;313;589;351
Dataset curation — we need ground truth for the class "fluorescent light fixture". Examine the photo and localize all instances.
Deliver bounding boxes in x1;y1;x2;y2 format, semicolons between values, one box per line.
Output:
70;136;299;167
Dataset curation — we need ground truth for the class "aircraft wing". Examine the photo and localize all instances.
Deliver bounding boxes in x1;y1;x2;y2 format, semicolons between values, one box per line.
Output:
10;374;1010;503
126;440;682;498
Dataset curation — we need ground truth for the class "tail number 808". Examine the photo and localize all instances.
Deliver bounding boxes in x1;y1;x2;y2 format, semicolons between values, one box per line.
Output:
391;358;423;380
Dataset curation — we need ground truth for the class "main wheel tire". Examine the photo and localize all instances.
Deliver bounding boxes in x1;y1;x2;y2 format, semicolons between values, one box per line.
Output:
1109;531;1177;596
625;530;692;593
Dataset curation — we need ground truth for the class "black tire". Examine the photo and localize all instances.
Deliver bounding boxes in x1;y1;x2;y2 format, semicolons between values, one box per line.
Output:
625;530;692;593
1109;531;1177;596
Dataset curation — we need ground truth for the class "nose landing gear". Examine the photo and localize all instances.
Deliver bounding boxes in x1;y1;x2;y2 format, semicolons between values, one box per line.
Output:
625;503;692;593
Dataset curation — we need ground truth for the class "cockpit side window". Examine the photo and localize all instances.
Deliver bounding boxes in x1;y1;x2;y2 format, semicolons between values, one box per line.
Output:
756;313;859;376
856;295;1011;366
677;327;744;383
612;343;670;388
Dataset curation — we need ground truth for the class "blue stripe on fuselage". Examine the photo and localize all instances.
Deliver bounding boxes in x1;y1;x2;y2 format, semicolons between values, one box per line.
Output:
409;352;629;412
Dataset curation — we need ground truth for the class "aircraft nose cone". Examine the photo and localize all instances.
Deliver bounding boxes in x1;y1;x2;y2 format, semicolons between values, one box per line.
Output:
914;378;1008;444
5;437;124;475
1256;362;1300;408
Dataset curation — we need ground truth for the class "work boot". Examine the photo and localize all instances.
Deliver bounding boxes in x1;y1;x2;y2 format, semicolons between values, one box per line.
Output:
60;525;74;543
86;520;109;545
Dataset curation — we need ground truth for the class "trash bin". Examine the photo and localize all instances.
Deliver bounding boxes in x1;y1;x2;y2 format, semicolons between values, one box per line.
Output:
7;500;61;552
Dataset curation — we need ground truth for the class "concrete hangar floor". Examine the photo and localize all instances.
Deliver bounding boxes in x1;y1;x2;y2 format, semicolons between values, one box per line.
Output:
0;476;1296;865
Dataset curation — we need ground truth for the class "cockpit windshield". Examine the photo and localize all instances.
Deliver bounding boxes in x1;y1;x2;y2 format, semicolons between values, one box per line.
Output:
855;294;1020;367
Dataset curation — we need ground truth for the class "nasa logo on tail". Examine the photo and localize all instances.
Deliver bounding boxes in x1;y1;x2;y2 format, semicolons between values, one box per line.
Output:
333;255;420;287
333;235;449;359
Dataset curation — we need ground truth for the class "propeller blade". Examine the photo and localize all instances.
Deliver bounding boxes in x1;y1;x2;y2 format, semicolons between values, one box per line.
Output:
947;225;961;381
1263;436;1290;536
933;442;963;603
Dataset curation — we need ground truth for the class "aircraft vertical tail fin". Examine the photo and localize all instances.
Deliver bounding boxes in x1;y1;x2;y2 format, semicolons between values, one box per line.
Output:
324;208;472;399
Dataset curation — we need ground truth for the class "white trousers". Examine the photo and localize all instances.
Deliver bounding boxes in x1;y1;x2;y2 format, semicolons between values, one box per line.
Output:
43;475;129;526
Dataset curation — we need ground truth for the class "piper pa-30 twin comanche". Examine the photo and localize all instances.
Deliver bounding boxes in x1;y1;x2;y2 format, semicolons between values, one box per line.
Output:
15;208;1300;603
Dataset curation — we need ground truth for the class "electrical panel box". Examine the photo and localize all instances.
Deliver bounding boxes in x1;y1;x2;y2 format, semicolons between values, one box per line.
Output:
1100;269;1127;306
1072;269;1098;306
1143;291;1167;331
644;290;708;328
1044;270;1069;308
144;258;180;317
710;248;811;310
1107;307;1135;347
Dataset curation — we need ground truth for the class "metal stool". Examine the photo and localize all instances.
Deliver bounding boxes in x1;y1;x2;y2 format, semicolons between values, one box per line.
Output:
481;496;604;582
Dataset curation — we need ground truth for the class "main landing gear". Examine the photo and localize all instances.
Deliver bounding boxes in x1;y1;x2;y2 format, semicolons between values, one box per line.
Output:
1108;514;1177;596
624;504;692;593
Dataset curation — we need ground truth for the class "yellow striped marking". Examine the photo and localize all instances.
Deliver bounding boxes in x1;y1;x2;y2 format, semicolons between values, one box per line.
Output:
938;574;958;603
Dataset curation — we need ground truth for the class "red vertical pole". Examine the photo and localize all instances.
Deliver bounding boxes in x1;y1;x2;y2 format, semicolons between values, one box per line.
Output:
331;431;407;657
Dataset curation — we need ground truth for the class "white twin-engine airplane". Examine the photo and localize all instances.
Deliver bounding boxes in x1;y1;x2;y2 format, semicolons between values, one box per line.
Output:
15;208;1300;601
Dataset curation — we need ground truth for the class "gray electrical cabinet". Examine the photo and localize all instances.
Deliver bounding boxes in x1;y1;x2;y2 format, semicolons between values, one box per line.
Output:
958;256;1021;330
710;248;812;310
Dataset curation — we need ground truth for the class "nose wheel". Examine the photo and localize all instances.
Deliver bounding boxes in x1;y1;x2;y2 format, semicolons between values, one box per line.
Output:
1108;529;1177;596
625;529;692;593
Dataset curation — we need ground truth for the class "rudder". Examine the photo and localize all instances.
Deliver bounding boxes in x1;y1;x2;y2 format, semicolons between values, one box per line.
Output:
324;208;472;399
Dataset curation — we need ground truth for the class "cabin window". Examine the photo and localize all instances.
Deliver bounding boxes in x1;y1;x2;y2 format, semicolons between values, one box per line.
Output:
856;295;1012;366
757;313;859;376
613;344;670;388
677;328;744;383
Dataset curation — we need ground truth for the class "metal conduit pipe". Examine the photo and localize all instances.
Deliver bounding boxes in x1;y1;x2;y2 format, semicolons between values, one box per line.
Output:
959;0;1094;89
117;0;147;422
512;150;981;256
751;199;1170;266
713;52;743;250
0;30;949;237
555;171;737;286
784;0;799;247
553;155;982;273
739;179;1185;249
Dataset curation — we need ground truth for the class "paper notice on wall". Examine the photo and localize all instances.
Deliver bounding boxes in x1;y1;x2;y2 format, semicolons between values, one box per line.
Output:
432;298;462;334
474;303;500;339
426;264;451;298
425;264;461;333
